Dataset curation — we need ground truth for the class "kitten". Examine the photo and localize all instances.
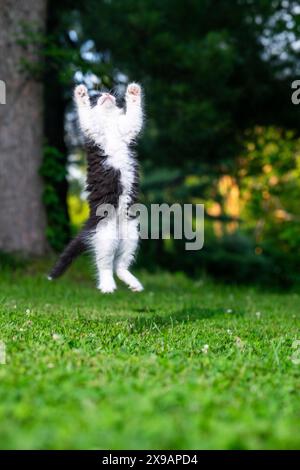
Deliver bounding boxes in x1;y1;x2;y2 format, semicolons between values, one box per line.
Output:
48;82;144;293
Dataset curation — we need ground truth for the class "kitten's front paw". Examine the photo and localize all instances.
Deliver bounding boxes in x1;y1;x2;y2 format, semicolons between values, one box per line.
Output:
74;84;89;105
126;83;141;102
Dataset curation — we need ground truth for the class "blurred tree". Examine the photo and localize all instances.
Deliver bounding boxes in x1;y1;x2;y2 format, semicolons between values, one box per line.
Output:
240;127;300;283
0;0;48;255
41;0;114;250
25;0;300;281
82;0;300;181
73;0;300;280
42;0;73;251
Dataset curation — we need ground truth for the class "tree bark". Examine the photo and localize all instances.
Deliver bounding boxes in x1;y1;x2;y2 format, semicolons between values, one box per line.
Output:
0;0;48;255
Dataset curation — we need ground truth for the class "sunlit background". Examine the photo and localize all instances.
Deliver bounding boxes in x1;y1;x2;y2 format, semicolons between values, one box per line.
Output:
2;0;300;285
46;0;299;287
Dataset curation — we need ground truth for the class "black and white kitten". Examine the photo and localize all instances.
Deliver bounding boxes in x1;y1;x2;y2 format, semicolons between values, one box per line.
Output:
49;82;144;293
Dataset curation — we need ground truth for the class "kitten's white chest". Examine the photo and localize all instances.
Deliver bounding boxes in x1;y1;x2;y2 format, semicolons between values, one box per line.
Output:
106;147;135;210
97;114;137;210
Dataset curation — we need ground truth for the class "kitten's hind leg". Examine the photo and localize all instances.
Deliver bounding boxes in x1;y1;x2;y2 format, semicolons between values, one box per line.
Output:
117;267;144;292
115;219;143;292
93;219;118;294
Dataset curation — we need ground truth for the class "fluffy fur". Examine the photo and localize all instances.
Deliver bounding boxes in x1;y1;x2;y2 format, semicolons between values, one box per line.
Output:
49;82;144;293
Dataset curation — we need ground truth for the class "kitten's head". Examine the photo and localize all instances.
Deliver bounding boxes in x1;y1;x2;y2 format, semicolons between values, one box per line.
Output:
90;91;123;117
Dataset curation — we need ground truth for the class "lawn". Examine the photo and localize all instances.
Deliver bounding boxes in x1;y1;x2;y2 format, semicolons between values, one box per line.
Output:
0;260;299;450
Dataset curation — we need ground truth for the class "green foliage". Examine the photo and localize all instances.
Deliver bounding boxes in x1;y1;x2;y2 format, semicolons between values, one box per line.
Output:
40;146;70;251
39;1;300;279
76;0;300;282
40;1;115;250
0;252;27;270
82;0;300;170
0;264;300;449
240;127;300;284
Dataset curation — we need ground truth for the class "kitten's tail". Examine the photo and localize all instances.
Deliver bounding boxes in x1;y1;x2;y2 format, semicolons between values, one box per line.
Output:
48;231;88;280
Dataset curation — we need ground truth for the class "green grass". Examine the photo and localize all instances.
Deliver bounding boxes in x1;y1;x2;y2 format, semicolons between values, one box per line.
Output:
0;260;299;449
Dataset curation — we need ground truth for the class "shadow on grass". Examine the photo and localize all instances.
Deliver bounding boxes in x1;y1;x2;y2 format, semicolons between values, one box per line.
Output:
110;306;245;328
71;306;245;335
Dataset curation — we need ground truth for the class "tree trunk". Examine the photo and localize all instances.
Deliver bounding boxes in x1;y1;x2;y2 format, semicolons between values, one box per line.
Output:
0;0;48;255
